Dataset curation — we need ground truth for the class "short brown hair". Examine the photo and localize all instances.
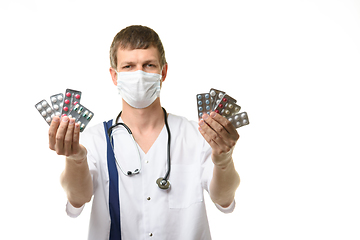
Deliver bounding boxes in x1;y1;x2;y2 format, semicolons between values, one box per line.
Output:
109;25;167;69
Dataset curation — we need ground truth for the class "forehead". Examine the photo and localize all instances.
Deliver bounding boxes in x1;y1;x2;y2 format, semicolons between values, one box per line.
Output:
117;46;160;64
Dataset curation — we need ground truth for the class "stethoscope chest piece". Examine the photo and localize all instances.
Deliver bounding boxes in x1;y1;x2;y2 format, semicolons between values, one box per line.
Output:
156;177;171;190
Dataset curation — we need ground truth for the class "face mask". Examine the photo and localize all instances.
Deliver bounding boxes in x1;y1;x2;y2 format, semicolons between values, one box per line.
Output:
116;70;162;109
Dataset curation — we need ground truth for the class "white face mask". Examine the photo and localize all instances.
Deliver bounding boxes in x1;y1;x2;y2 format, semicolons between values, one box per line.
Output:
116;70;162;109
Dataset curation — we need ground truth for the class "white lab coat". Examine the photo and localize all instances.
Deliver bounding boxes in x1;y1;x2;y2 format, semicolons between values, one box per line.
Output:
66;113;235;240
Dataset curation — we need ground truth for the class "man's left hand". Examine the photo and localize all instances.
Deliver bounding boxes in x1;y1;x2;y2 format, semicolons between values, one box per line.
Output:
198;112;239;167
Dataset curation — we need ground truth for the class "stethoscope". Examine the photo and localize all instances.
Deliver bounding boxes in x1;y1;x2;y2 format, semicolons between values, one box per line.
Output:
107;107;171;190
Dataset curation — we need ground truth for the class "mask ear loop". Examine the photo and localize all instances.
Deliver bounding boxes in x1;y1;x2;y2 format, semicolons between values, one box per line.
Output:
108;123;142;176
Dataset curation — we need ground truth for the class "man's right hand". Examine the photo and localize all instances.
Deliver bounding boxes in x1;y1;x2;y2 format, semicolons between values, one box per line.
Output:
48;116;87;163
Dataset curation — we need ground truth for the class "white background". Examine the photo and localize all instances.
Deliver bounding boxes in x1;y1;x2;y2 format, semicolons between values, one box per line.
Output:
1;0;359;239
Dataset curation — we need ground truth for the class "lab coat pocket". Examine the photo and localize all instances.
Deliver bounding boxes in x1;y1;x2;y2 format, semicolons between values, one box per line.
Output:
168;164;204;209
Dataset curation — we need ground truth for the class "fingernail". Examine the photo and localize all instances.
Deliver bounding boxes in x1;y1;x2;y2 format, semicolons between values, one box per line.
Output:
202;114;209;120
69;118;75;124
52;117;59;122
210;112;216;118
199;119;205;126
62;116;69;122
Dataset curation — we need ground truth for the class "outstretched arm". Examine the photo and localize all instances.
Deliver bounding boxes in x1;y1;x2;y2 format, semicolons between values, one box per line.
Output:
198;112;240;208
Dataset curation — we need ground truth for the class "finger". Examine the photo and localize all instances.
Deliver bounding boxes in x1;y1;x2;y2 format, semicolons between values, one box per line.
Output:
202;113;232;147
55;116;69;155
72;122;81;154
64;118;75;156
208;112;239;141
49;116;60;150
199;118;227;147
198;123;220;150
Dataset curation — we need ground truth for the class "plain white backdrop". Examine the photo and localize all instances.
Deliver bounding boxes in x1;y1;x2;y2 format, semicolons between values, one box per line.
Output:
1;0;359;239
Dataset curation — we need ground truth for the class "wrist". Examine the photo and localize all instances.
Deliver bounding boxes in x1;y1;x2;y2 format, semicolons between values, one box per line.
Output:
213;156;233;170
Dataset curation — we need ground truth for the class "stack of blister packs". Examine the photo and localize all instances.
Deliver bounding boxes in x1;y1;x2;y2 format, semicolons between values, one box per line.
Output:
35;88;94;132
196;88;250;128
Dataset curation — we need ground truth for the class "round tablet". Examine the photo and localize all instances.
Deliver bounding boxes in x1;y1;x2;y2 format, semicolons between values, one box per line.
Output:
36;104;42;111
46;117;51;123
225;110;230;115
236;121;241;127
234;115;240;121
205;94;210;99
41;111;46;117
55;112;61;116
219;93;224;98
51;97;57;103
57;95;63;101
53;104;59;110
242;119;248;124
66;92;71;97
241;112;246;118
235;107;240;112
210;90;216;96
228;117;233;122
64;99;70;104
75;94;80;99
197;95;202;100
228;104;233;109
63;106;69;112
42;101;47;107
46;107;52;113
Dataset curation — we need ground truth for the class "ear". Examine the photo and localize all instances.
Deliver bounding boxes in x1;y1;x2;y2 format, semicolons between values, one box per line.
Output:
161;63;168;83
109;67;118;86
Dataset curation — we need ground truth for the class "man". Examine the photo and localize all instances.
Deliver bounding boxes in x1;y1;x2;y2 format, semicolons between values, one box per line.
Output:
48;25;241;240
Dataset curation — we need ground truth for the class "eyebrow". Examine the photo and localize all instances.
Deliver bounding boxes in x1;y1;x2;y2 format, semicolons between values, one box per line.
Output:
119;59;159;66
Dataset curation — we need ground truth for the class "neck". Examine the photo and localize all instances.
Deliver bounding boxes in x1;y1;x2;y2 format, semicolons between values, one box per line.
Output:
120;98;164;134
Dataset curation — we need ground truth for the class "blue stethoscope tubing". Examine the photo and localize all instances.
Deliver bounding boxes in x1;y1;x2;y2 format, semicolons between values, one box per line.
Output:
107;107;171;190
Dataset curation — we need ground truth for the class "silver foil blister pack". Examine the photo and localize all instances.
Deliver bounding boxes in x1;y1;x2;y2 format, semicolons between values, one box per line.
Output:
35;100;55;125
68;104;94;132
62;89;82;116
197;88;250;129
35;88;93;132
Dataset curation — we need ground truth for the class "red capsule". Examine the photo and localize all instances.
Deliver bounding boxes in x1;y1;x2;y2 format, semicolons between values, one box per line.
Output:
75;94;80;99
66;92;71;97
64;99;70;104
223;98;228;102
219;104;224;108
63;106;69;112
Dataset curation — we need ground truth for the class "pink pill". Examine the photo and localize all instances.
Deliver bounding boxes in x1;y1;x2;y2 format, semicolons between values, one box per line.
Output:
75;94;80;99
73;101;78;105
63;106;69;112
64;99;70;104
66;92;71;97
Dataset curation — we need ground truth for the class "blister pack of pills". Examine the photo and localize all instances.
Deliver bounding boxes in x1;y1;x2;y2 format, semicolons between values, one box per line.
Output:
50;93;64;117
68;104;94;132
35;100;56;125
62;89;82;116
196;88;250;129
35;88;94;132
